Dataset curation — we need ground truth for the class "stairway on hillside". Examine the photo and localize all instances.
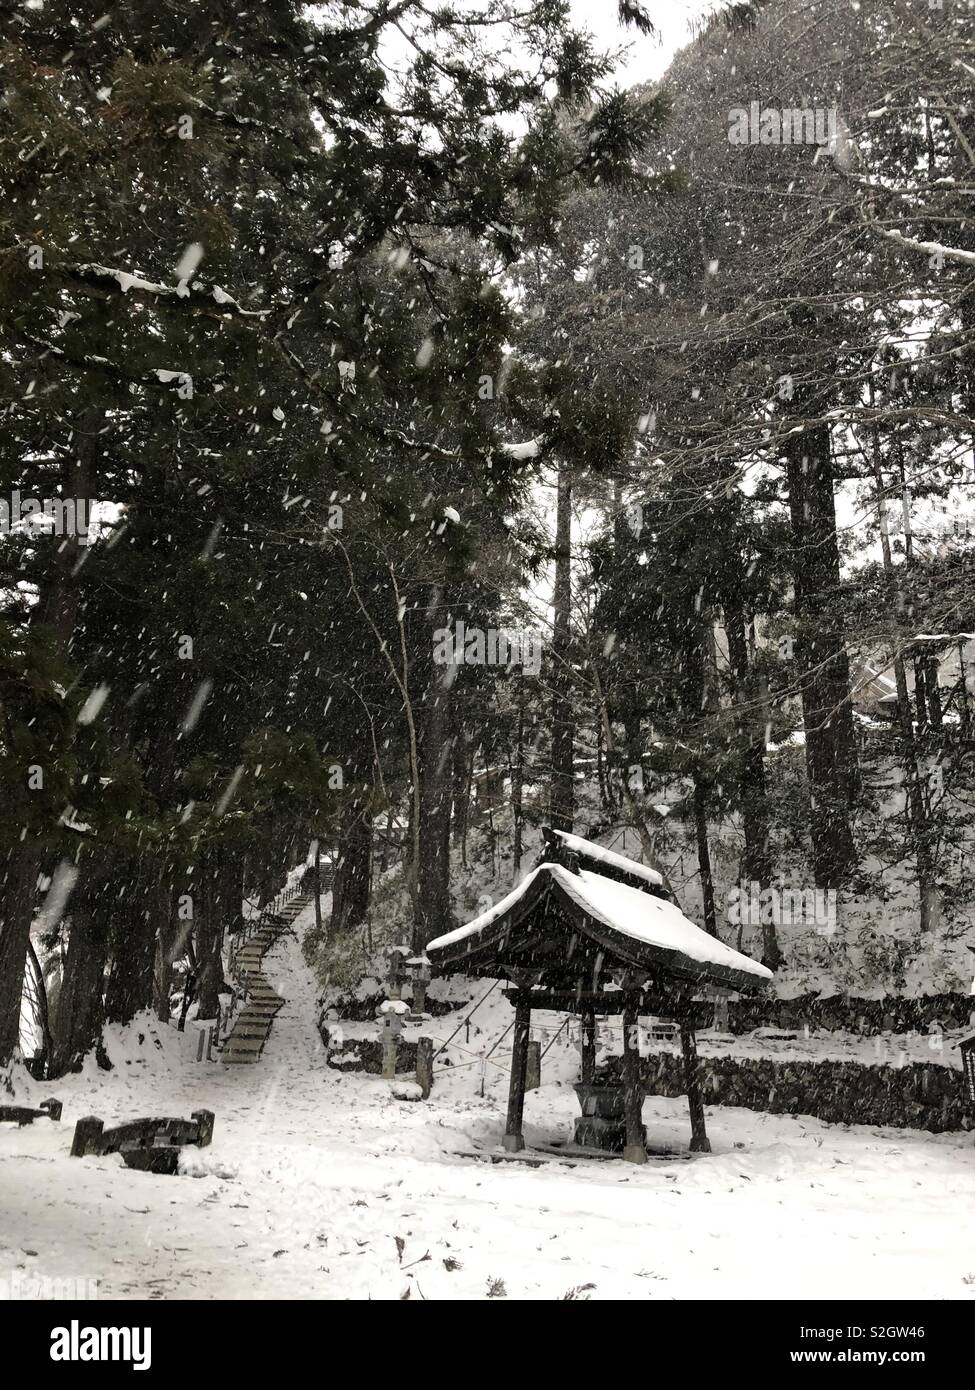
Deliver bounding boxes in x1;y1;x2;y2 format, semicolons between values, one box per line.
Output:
221;892;313;1064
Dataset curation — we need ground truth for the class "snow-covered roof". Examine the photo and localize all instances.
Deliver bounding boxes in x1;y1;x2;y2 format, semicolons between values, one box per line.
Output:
547;828;664;887
556;868;771;980
430;866;549;951
429;861;771;991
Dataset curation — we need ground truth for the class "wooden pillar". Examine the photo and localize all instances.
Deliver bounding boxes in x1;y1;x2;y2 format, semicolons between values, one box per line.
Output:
580;1007;596;1084
680;1023;711;1153
416;1036;434;1099
503;995;531;1152
621;1007;646;1164
525;1039;541;1092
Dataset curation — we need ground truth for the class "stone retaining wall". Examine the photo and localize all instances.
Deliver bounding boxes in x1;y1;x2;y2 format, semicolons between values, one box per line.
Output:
600;1053;971;1133
727;991;973;1037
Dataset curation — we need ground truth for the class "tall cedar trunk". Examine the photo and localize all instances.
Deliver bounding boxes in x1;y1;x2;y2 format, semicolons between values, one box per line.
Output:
784;424;857;886
26;937;52;1075
871;435;938;930
194;849;227;1020
891;635;938;932
153;877;178;1023
691;617;720;938
313;842;323;936
49;860;110;1076
512;703;524;878
913;655;929;733
417;647;453;945
451;722;469;849
221;850;244;938
0;843;41;1066
925;655;942;729
725;598;782;969
49;914;109;1075
550;463;575;832
0;418;99;1067
692;779;718;937
104;860;158;1025
330;813;372;935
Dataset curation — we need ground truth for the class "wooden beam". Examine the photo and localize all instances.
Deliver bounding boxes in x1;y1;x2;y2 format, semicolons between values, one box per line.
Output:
621;1008;646;1165
680;1024;711;1154
502;987;704;1021
503;995;532;1153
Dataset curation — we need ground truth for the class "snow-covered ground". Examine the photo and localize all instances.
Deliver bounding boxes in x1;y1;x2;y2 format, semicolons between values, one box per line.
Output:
3;901;974;1302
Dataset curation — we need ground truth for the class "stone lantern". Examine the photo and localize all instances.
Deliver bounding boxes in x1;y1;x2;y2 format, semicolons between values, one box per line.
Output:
406;955;431;1021
378;999;408;1079
386;944;411;1001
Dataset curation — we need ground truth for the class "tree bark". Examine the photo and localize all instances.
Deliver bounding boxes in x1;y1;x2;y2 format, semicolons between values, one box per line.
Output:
104;860;158;1025
153;877;178;1023
725;599;782;969
48;860;110;1076
512;703;525;878
692;778;718;937
330;813;372;936
0;844;41;1066
313;841;323;936
549;463;575;832
194;849;227;1020
784;424;858;886
0;414;100;1067
871;438;938;931
417;596;454;943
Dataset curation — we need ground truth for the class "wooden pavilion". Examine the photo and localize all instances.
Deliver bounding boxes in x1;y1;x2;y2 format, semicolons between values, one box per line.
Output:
427;828;772;1163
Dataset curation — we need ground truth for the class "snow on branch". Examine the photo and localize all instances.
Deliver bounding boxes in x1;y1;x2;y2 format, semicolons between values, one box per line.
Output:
500;437;544;460
70;264;271;316
871;227;975;269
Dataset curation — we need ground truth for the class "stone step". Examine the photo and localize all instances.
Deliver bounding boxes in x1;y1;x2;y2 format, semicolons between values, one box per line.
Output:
220;891;308;1063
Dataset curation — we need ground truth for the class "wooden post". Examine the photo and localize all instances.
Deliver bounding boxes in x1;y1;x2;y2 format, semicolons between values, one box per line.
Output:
581;1008;596;1084
713;990;730;1034
192;1109;215;1147
680;1024;711;1153
40;1098;62;1121
70;1115;104;1158
525;1039;541;1092
503;995;531;1152
621;1008;646;1164
416;1036;434;1099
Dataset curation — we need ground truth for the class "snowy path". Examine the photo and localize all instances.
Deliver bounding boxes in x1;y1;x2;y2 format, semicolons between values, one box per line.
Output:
2;905;975;1301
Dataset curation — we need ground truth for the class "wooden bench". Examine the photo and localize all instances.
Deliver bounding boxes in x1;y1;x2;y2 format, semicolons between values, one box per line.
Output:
0;1098;62;1126
71;1109;214;1174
